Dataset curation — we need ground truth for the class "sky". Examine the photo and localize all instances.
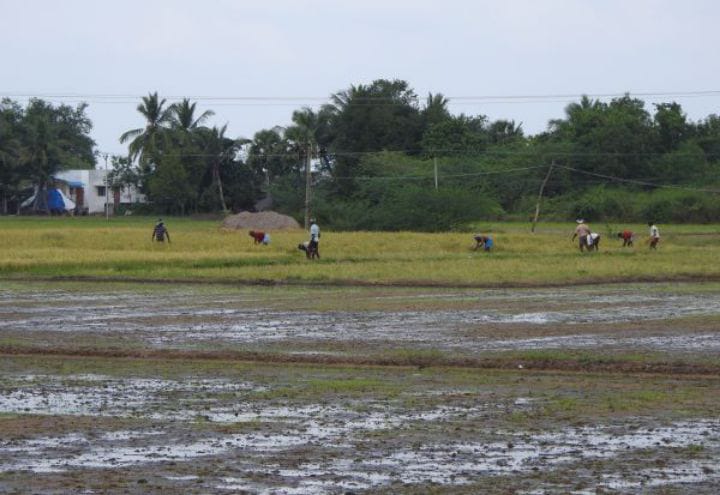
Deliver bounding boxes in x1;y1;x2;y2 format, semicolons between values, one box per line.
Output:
2;0;719;161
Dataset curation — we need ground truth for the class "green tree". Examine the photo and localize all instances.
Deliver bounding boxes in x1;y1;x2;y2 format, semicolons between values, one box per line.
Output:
653;102;690;153
196;125;246;214
421;92;451;129
246;127;298;184
147;153;194;215
0;100;23;213
549;95;655;183
487;119;524;145
119;92;171;165
330;79;423;193
18;99;96;212
421;114;488;157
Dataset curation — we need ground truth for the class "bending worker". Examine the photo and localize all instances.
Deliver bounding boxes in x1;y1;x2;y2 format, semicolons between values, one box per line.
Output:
571;219;591;252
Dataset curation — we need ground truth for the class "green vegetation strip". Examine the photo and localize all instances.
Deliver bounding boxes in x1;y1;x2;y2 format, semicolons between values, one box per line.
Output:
1;345;718;376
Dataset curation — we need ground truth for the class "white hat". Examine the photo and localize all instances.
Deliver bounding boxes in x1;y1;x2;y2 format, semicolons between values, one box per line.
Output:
576;219;584;224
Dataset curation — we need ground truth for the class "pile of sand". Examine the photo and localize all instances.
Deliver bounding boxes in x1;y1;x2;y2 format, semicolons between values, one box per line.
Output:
222;211;302;230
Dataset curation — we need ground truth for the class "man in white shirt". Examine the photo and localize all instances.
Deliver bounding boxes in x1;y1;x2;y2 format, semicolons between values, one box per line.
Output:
648;222;660;249
308;218;320;259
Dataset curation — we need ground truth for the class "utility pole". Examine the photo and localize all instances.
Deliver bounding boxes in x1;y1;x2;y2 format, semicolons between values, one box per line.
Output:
531;159;554;233
433;156;438;191
304;143;312;229
104;153;109;221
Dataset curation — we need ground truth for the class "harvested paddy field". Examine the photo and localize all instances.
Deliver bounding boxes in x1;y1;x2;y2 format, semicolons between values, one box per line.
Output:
1;281;719;493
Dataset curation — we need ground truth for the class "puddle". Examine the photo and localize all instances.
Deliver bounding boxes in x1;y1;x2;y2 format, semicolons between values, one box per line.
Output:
2;404;718;493
0;374;263;418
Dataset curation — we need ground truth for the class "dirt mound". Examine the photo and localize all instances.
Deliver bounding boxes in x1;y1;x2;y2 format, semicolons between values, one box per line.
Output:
222;211;301;231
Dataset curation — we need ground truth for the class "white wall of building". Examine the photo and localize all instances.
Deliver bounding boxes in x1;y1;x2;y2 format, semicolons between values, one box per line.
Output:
54;169;146;214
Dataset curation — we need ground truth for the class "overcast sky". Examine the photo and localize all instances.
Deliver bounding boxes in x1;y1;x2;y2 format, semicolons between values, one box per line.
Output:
2;0;719;161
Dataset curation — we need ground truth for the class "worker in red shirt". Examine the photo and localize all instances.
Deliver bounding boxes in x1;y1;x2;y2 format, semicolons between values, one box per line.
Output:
617;230;635;247
248;230;269;245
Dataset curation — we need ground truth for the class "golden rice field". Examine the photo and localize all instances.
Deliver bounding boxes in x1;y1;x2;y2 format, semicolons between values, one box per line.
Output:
1;216;719;286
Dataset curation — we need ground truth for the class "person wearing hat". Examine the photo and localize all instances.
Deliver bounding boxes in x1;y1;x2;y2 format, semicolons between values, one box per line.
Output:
571;219;591;252
152;219;170;243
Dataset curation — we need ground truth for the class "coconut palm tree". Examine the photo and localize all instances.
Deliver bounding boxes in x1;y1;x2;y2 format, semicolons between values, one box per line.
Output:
168;98;214;135
197;125;246;214
119;92;171;164
422;92;451;127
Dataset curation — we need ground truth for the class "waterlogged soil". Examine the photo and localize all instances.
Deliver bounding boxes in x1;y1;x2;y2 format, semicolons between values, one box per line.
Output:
0;360;719;494
2;282;720;359
1;281;719;493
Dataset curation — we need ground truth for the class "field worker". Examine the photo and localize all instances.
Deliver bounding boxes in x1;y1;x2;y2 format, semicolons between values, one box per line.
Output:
648;222;660;249
473;234;494;251
588;232;601;251
571;219;591;252
152;219;170;243
249;230;270;245
617;229;635;247
309;218;320;255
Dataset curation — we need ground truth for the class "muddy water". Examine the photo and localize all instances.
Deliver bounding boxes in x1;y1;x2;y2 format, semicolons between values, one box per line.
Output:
0;372;719;493
2;282;720;492
2;283;720;354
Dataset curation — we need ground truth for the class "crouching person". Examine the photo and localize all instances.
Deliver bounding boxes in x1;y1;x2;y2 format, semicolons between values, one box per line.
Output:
298;241;319;259
249;230;270;245
587;232;601;251
618;230;635;247
473;234;494;252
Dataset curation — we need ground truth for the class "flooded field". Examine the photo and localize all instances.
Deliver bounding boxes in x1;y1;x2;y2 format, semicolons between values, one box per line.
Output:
2;282;720;357
1;281;719;493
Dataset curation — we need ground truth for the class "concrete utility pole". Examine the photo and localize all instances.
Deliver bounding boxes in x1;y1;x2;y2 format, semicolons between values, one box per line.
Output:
304;143;312;229
104;153;109;221
531;159;554;233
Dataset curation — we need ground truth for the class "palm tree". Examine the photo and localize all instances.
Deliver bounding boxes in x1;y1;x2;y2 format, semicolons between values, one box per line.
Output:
423;92;451;127
197;125;245;214
286;106;334;165
488;119;524;144
119;92;171;164
168;98;214;134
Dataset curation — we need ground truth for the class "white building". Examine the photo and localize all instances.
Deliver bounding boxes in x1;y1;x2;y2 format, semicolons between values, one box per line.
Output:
54;169;146;215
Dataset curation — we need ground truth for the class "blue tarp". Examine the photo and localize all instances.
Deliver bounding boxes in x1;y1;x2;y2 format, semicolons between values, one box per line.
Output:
47;189;64;211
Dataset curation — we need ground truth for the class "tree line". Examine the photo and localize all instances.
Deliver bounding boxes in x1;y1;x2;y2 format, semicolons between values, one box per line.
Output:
0;99;95;214
3;79;720;226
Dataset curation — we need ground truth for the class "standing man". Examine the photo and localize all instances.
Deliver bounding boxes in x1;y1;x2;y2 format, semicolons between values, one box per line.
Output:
308;218;320;259
152;219;170;243
648;222;660;249
571;219;591;252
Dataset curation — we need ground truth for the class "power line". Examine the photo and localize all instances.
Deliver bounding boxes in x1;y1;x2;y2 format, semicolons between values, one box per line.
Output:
555;164;720;194
3;89;720;105
332;165;547;181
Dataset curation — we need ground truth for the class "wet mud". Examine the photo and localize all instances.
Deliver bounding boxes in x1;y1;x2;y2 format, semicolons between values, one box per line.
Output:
2;283;720;357
1;281;719;493
1;371;719;494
